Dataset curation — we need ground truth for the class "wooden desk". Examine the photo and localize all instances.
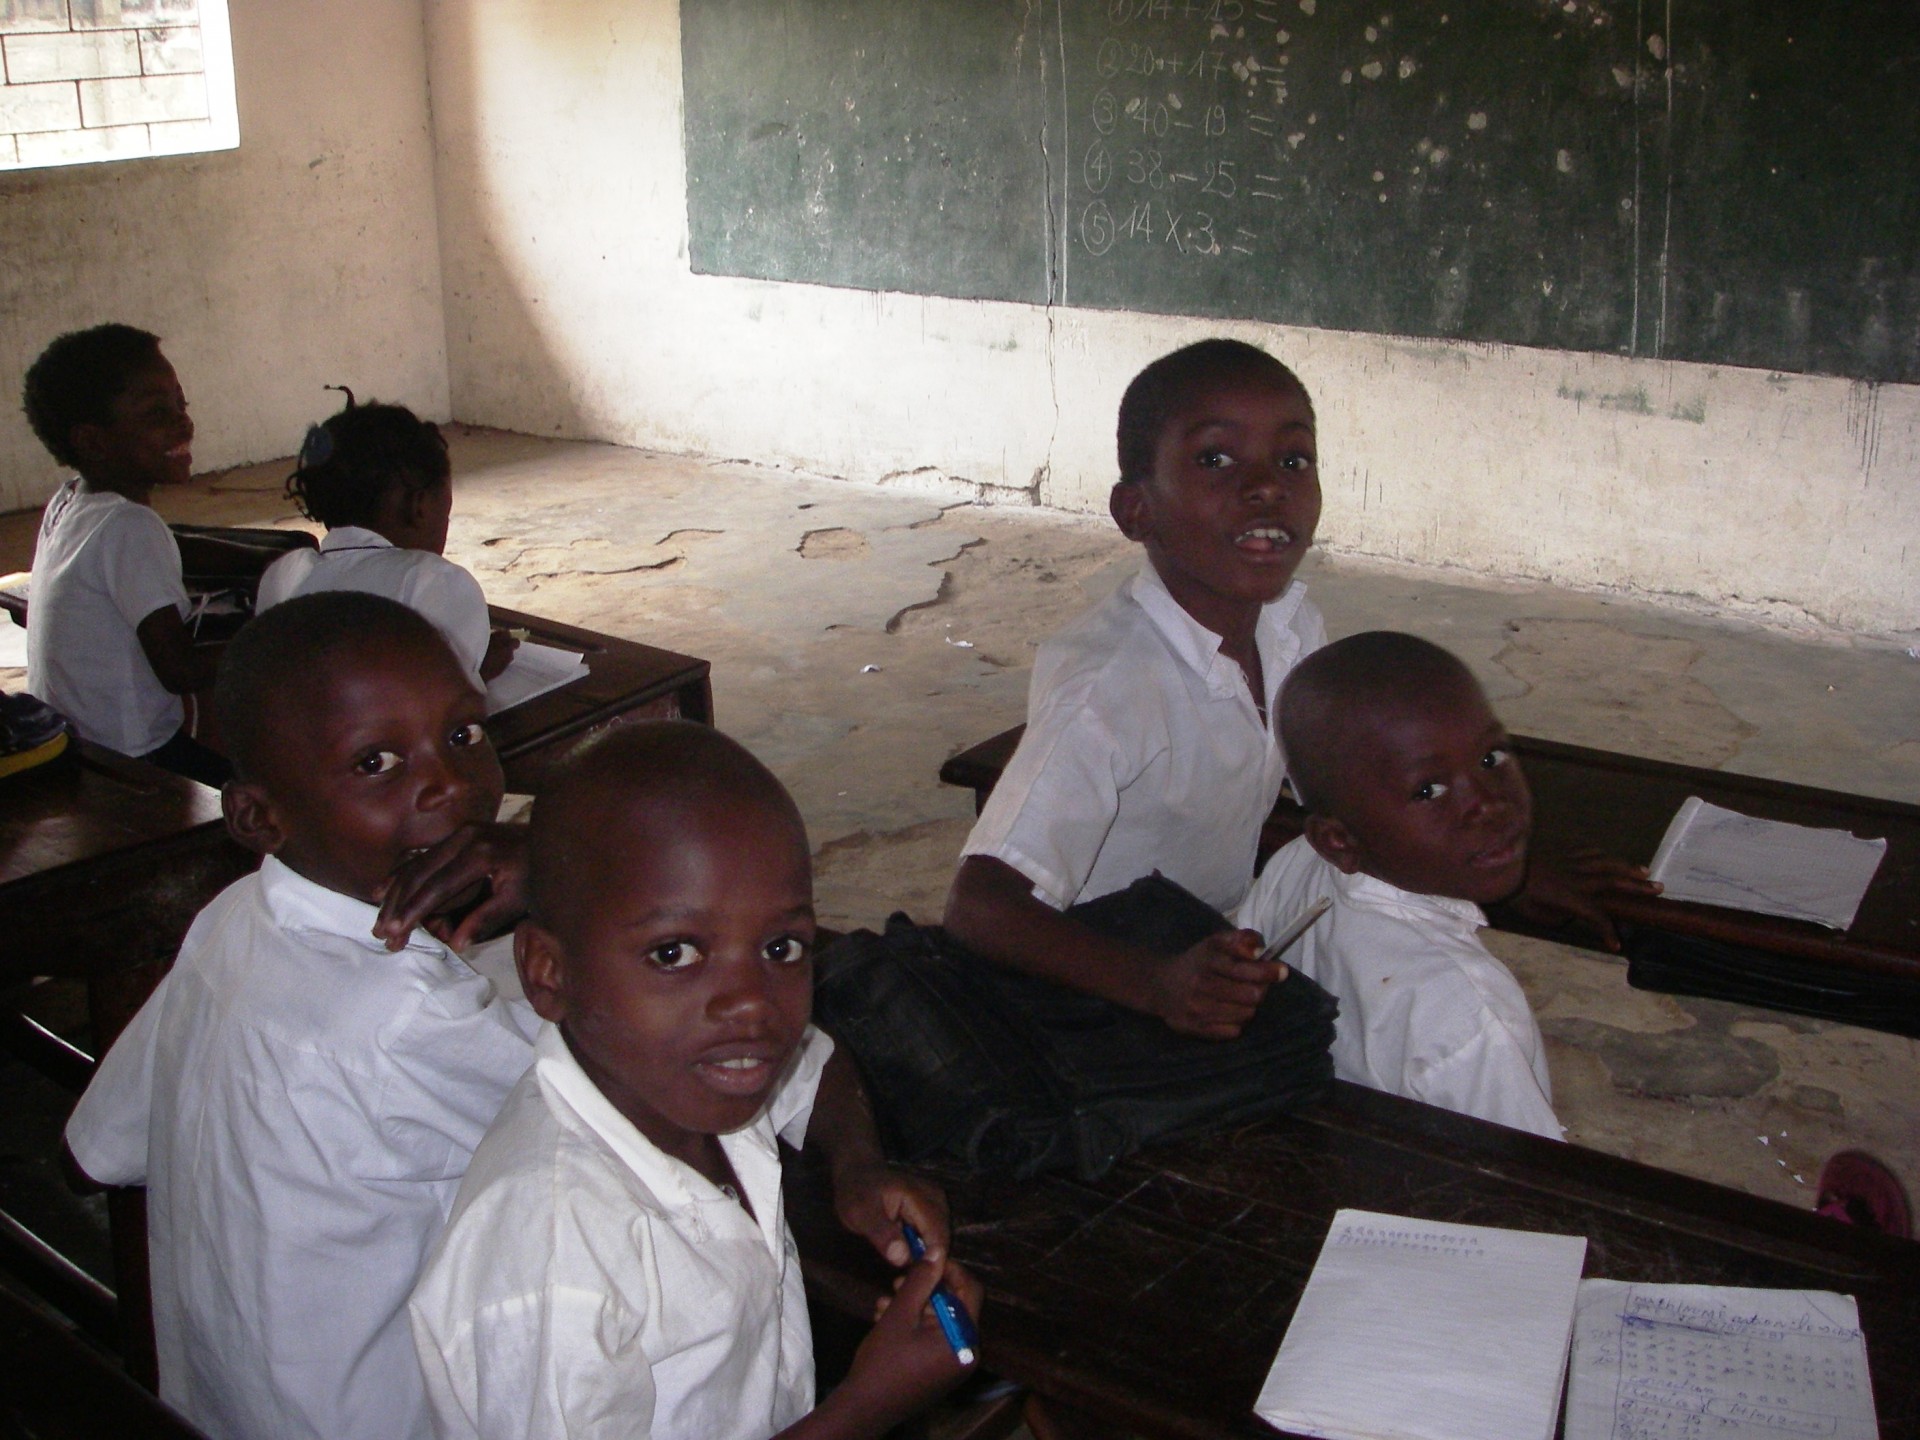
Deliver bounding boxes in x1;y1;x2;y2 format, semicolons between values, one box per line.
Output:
793;1083;1920;1440
939;727;1920;984
485;607;712;792
0;743;251;998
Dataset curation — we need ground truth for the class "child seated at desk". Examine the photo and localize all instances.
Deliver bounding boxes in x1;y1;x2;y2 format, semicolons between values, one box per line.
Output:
20;324;226;785
410;721;981;1440
1235;632;1562;1138
945;338;1324;1038
257;397;517;682
64;592;538;1440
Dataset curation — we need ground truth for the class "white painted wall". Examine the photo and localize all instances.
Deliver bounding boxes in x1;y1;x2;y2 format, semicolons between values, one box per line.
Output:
0;0;447;515
426;0;1917;639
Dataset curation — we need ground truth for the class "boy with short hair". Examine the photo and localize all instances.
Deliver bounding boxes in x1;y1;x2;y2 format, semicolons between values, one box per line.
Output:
1235;631;1561;1138
65;592;538;1440
946;339;1325;1039
410;721;981;1440
21;324;225;784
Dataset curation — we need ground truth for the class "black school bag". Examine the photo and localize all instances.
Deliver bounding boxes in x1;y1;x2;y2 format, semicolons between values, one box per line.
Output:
814;874;1338;1181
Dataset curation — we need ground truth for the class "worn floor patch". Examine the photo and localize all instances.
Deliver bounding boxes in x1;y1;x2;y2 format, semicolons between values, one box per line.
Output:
1492;618;1758;765
812;817;974;933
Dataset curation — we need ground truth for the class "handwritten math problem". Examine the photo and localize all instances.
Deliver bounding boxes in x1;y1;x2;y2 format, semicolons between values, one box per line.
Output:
1071;0;1304;269
1567;1282;1879;1440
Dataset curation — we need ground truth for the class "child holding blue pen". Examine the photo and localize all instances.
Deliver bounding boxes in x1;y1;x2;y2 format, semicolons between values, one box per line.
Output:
409;721;981;1440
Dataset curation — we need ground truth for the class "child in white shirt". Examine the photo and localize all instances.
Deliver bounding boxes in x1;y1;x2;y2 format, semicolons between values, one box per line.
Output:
947;339;1324;1039
1236;631;1562;1138
257;398;516;682
21;324;225;784
411;721;982;1440
65;592;538;1440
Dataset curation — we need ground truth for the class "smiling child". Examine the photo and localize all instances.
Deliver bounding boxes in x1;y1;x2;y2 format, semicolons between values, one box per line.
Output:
65;593;538;1440
945;338;1326;1038
1235;631;1561;1138
411;722;981;1440
22;324;225;783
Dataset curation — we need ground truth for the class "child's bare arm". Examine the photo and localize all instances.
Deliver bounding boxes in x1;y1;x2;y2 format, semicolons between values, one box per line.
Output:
945;855;1284;1038
808;1048;948;1267
134;603;216;695
776;1256;984;1440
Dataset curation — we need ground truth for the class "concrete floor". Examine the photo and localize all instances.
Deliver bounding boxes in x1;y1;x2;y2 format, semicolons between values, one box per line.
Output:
3;427;1915;1223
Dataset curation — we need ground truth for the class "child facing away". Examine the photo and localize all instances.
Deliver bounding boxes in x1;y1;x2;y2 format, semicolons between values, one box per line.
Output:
1234;632;1563;1138
410;721;982;1440
20;324;227;785
944;339;1324;1039
64;592;540;1440
256;397;518;683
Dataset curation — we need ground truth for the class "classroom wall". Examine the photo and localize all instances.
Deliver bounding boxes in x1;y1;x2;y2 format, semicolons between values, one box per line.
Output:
431;0;1915;640
0;0;448;516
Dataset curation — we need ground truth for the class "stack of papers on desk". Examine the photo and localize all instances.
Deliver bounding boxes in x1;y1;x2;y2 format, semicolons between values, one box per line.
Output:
484;641;588;715
1567;1282;1878;1440
1648;797;1888;929
1255;1209;1587;1440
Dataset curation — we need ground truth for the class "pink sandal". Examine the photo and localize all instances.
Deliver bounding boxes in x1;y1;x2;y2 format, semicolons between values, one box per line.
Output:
1814;1151;1913;1239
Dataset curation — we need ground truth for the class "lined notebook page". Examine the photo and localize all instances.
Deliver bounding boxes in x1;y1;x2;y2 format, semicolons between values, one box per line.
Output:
484;641;589;715
1255;1209;1587;1440
1567;1281;1878;1440
1648;797;1888;930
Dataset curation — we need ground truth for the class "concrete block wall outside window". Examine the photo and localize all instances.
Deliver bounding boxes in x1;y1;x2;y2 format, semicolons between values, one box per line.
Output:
0;0;235;171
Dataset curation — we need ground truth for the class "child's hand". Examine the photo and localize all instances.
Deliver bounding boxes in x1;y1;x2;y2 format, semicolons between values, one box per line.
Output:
479;628;520;682
832;1160;950;1269
1505;851;1662;952
373;822;531;952
835;1257;982;1426
1147;928;1286;1040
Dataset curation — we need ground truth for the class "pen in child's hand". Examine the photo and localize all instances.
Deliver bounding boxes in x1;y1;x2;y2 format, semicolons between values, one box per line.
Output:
1256;896;1332;968
900;1221;978;1367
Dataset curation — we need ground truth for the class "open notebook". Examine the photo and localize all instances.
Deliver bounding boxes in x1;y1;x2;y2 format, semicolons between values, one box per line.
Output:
1567;1282;1878;1440
1648;797;1888;930
484;641;589;716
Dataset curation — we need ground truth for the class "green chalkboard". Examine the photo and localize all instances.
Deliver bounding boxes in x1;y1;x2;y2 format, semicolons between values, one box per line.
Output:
682;0;1920;383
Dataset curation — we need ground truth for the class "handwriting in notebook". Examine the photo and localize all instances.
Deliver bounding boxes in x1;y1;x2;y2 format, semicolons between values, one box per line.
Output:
1567;1281;1878;1440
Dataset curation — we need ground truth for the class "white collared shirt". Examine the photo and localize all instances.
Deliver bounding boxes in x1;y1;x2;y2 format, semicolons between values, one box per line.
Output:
25;478;188;755
409;1022;833;1440
961;562;1325;912
257;526;493;678
1235;838;1562;1139
64;857;540;1440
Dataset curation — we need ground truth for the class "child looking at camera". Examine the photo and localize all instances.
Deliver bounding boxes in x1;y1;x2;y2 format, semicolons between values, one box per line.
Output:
21;324;226;784
1236;632;1561;1138
257;398;517;682
65;593;538;1440
945;339;1325;1040
411;721;982;1440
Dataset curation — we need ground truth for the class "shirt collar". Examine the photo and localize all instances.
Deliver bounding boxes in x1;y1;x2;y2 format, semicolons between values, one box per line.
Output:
257;854;446;957
533;1023;782;1221
1126;561;1310;703
1337;866;1488;930
318;525;394;553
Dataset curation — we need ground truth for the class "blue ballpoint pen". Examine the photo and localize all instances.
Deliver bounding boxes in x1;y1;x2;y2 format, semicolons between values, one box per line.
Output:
900;1221;979;1366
